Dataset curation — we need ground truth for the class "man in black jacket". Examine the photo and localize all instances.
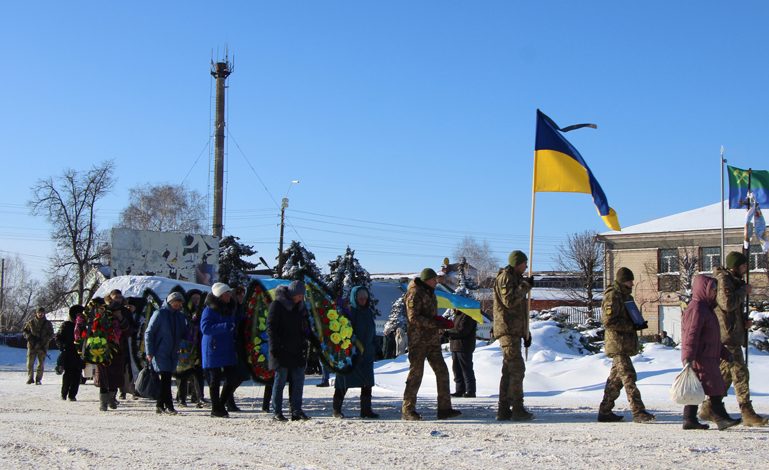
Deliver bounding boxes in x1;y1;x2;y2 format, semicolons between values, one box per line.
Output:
447;310;477;398
56;305;85;400
267;280;310;422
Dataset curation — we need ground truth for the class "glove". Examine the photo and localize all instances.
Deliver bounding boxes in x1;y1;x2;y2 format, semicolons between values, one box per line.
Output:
635;321;648;331
523;334;532;348
523;276;535;287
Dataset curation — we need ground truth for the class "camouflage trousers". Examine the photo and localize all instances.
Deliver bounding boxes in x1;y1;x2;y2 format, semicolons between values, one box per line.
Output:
599;354;645;414
498;343;525;411
720;346;751;405
402;344;451;413
26;349;46;382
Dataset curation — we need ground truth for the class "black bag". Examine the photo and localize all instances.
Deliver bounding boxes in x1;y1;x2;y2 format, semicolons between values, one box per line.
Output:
135;364;160;399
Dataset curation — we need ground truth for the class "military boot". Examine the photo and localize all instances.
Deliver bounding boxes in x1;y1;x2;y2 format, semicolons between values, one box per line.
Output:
740;401;769;427
632;410;655;423
109;391;119;409
99;392;110;412
697;398;717;423
711;397;741;430
511;404;534;421
401;410;422;421
597;411;624;422
437;408;462;420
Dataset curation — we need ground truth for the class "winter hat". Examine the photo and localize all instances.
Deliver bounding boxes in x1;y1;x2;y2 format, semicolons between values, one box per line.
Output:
616;267;634;283
166;292;185;304
68;305;85;321
508;250;528;267
726;251;748;269
420;268;438;281
287;280;306;297
211;282;232;297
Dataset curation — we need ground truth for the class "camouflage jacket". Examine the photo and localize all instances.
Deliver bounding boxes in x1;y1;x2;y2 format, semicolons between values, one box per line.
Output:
713;267;748;347
601;282;638;356
405;278;442;347
492;266;532;347
23;317;54;353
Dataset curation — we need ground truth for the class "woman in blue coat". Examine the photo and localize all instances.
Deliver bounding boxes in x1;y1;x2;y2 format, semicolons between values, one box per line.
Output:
200;283;239;418
145;292;188;414
333;286;379;419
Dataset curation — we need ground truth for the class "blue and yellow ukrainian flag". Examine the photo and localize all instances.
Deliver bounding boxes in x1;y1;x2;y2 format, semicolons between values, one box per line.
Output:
534;109;621;231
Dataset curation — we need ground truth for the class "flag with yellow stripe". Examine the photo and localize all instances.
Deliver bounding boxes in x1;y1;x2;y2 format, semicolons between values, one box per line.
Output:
534;109;620;231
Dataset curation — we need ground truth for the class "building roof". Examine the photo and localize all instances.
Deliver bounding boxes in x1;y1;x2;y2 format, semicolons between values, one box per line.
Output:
602;202;747;236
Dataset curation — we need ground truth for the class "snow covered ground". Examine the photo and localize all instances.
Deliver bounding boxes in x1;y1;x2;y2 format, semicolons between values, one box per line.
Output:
3;322;769;469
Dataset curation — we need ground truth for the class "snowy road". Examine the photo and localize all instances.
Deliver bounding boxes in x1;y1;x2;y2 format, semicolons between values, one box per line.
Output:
2;367;769;469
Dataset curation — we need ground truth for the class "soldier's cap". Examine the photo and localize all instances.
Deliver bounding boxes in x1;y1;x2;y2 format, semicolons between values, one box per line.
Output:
508;250;528;267
35;306;45;314
616;267;634;283
726;251;748;269
420;268;438;281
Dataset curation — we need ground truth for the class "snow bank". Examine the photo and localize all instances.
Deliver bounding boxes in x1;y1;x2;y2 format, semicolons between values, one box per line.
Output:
93;275;211;300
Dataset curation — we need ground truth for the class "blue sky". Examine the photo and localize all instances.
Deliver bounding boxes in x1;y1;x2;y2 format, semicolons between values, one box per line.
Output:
2;1;769;280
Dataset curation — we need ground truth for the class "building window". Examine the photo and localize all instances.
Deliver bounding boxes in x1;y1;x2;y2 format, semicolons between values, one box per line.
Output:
659;248;679;273
701;247;721;272
749;245;768;271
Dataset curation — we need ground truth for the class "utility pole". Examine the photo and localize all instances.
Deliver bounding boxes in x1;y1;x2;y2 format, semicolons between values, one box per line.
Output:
210;53;233;238
277;198;288;277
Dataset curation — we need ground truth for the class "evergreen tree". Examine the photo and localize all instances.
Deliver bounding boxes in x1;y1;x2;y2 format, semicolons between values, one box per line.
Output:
279;241;325;284
326;247;378;313
383;295;406;336
218;235;258;287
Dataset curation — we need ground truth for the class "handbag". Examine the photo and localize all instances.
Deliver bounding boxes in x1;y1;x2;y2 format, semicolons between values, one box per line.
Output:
135;364;160;400
669;363;706;405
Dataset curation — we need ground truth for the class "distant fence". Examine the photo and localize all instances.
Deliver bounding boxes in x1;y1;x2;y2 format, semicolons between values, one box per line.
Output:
550;307;602;326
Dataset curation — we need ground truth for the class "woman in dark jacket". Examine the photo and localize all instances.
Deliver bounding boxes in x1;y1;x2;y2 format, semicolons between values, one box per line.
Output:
201;282;239;418
267;280;310;421
680;275;740;430
333;286;379;419
56;305;85;401
75;297;130;412
145;292;188;414
447;309;477;398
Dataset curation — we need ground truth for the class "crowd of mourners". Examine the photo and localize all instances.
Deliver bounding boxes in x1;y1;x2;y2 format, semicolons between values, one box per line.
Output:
21;249;768;430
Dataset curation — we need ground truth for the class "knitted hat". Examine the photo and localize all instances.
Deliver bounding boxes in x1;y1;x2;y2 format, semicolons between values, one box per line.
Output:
287;280;306;297
508;250;528;267
616;267;634;283
211;282;232;297
166;292;185;304
726;251;748;269
420;268;438;281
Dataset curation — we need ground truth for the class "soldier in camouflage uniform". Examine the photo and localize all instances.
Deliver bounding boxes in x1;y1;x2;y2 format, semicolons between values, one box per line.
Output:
699;251;768;426
401;268;461;421
22;307;54;385
493;250;534;421
598;267;655;423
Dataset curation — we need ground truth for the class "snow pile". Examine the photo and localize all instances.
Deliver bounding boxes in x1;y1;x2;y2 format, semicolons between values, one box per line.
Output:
93;275;211;300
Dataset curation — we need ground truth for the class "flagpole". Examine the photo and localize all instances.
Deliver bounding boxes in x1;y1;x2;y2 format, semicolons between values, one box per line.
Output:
721;146;726;260
744;169;752;365
526;151;537;361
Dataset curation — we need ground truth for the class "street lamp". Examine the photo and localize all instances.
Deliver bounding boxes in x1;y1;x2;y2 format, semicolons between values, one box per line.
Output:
277;180;300;277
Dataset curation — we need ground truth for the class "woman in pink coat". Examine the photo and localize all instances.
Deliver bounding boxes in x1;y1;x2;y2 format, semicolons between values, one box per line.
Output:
680;275;740;430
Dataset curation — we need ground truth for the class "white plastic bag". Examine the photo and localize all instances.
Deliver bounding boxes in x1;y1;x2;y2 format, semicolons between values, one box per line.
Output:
669;363;705;405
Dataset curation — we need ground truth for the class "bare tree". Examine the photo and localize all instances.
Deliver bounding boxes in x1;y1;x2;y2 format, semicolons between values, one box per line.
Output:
453;236;500;285
29;161;115;305
556;230;603;313
0;256;41;332
118;183;206;233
